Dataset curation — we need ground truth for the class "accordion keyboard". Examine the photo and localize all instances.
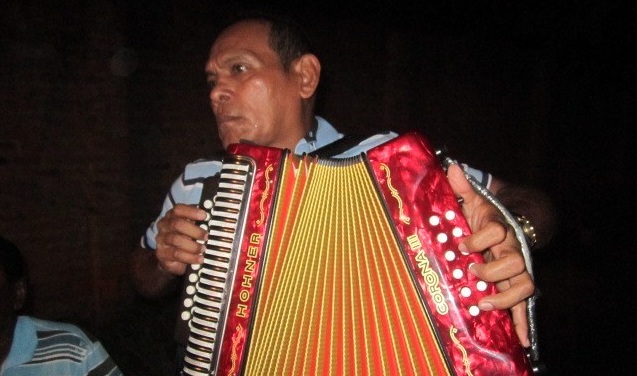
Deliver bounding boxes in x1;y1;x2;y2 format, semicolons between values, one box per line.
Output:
181;159;254;376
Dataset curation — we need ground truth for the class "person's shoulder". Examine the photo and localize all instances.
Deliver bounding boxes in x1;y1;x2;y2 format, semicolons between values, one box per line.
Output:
26;316;123;374
314;116;341;139
27;317;96;347
183;156;224;182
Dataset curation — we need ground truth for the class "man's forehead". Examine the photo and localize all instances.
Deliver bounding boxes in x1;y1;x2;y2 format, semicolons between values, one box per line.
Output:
211;20;271;53
206;21;274;71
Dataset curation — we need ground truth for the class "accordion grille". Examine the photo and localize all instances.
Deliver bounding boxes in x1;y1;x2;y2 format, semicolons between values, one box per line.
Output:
243;157;451;375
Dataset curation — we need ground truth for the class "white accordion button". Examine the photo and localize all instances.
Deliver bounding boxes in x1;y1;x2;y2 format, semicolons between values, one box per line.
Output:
452;269;463;279
188;273;198;283
203;199;213;209
181;311;192;321
429;215;440;226
452;227;463;237
186;285;196;295
445;210;456;220
436;233;448;243
469;306;480;316
476;280;487;291
183;298;193;308
444;250;456;261
460;287;472;297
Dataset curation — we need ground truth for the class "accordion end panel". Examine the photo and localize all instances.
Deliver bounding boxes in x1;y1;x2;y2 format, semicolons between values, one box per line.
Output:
366;132;532;375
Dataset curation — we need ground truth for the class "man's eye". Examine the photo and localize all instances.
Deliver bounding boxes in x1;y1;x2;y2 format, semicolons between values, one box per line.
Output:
232;64;247;73
207;80;216;90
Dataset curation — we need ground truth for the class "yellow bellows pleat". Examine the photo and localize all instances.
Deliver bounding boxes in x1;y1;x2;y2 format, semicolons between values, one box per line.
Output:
243;156;450;376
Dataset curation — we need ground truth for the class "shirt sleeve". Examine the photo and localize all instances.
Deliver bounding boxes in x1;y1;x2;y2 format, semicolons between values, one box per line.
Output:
461;163;492;189
84;340;123;376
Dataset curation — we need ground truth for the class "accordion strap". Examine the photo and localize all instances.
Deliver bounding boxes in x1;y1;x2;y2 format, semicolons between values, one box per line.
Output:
309;133;368;158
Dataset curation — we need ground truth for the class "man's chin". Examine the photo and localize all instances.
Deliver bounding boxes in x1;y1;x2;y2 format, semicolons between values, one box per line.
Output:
219;134;240;148
221;138;249;150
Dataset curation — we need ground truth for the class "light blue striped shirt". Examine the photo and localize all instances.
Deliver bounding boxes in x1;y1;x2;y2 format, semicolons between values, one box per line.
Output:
1;316;122;376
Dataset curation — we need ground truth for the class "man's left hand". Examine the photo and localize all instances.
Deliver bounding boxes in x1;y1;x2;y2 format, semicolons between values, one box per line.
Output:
447;164;535;347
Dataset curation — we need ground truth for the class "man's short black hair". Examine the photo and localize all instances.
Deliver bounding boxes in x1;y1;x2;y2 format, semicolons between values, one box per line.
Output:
0;236;26;284
219;7;313;71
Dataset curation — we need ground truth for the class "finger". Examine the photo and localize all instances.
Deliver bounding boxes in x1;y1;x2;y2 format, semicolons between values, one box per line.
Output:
448;164;508;247
157;208;209;245
469;249;526;282
172;245;205;265
156;245;203;275
158;259;188;276
169;216;209;242
460;220;507;253
447;164;474;200
510;301;531;347
476;273;534;310
172;204;209;221
160;232;205;259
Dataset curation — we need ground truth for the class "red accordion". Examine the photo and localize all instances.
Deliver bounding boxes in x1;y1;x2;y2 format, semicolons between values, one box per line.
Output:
179;132;533;375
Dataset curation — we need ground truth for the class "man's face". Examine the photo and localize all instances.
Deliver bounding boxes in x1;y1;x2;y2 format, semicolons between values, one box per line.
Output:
205;21;306;150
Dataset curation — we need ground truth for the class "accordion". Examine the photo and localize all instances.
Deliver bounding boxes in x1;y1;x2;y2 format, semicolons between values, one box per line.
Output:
179;132;533;375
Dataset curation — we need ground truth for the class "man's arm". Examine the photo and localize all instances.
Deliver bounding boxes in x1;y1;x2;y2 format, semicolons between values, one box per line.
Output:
130;246;179;298
490;178;557;250
129;204;209;298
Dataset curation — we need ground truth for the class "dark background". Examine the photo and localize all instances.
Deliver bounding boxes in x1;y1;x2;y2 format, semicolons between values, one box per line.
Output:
1;0;633;375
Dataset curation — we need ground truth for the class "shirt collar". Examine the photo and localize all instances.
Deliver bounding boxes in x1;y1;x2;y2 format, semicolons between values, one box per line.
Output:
294;116;343;155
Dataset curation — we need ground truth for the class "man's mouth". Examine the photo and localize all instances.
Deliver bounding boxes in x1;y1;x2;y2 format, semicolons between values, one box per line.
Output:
216;114;242;126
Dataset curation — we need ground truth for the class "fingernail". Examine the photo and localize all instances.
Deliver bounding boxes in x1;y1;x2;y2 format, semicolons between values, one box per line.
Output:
479;302;494;311
467;262;477;275
458;242;468;253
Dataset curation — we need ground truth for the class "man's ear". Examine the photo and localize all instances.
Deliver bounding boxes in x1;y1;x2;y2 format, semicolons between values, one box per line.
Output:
13;279;27;311
294;53;321;99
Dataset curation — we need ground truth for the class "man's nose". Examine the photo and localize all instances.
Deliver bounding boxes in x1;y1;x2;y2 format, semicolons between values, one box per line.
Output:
210;80;232;106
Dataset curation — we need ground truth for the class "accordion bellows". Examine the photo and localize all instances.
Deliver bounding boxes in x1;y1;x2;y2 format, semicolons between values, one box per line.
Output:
180;132;532;375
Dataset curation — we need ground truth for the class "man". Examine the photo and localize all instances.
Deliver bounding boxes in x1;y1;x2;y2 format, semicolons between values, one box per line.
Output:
0;236;123;376
130;11;553;359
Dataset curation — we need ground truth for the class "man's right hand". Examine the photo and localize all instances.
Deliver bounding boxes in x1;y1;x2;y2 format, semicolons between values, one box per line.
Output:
155;204;209;276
